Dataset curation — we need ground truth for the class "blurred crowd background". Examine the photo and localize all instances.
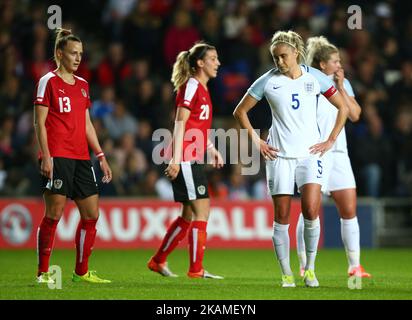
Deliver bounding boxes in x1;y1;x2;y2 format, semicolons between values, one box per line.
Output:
0;0;412;199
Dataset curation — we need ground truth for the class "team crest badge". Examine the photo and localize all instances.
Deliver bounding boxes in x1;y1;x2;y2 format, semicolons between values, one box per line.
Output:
54;179;63;190
81;88;87;97
304;82;314;93
268;180;274;191
197;185;206;195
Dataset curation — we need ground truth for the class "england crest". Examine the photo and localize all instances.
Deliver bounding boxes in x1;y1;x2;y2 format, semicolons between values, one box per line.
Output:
304;82;314;93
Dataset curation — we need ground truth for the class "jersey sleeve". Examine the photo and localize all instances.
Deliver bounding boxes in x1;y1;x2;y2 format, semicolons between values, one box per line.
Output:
306;65;337;98
34;75;53;107
176;78;199;110
247;68;275;101
85;83;92;109
343;78;355;97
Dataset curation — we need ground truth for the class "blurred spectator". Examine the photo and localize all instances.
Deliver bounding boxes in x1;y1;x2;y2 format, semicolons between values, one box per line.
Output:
0;76;25;118
352;105;393;197
133;166;173;199
123;58;151;104
208;169;229;200
392;107;412;196
26;41;54;82
103;99;138;141
114;133;147;176
122;0;162;60
96;42;132;92
136;119;155;163
223;0;249;40
91;86;116;119
0;159;7;192
200;8;222;48
228;165;250;200
163;9;200;67
102;0;137;40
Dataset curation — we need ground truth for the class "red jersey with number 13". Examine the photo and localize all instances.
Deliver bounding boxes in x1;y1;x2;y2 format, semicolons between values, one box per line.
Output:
34;71;91;160
172;77;213;162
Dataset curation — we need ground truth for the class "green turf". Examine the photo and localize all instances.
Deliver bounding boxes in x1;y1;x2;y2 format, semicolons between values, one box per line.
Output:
0;248;411;300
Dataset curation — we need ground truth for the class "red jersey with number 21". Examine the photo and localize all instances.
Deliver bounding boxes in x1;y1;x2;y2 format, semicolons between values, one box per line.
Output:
175;77;213;162
34;71;91;160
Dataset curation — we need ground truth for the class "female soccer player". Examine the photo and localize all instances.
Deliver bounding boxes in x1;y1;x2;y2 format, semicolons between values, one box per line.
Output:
147;42;224;279
233;30;349;288
296;36;371;278
34;29;112;284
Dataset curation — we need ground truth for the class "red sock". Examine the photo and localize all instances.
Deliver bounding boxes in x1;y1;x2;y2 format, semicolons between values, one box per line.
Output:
37;217;59;276
153;217;190;263
188;221;208;273
75;219;97;276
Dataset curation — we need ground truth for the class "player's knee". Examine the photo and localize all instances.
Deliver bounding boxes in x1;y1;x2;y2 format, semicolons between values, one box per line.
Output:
80;210;99;220
303;205;318;219
45;205;65;220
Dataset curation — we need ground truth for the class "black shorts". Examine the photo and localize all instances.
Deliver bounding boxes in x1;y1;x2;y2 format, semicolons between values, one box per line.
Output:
40;157;98;200
171;162;209;203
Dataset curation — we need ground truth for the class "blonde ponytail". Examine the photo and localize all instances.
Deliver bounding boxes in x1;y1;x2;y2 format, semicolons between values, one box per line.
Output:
171;51;191;91
171;42;216;91
306;36;338;69
54;28;81;67
270;30;306;64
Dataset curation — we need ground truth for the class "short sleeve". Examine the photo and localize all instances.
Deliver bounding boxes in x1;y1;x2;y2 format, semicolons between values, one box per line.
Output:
85;83;92;109
306;65;337;98
34;74;54;107
247;68;275;101
343;78;355;97
176;78;199;110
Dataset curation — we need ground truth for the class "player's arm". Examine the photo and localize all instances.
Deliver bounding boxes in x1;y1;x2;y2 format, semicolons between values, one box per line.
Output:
310;91;349;156
34;104;53;179
85;109;112;183
206;138;224;169
334;69;361;122
165;107;191;180
233;93;278;160
307;66;349;156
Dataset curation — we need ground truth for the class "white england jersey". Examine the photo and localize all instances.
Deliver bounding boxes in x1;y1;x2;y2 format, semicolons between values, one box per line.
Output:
317;76;355;152
248;65;337;158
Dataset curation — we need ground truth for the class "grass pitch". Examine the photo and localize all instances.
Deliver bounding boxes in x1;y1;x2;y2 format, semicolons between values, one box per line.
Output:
0;248;411;300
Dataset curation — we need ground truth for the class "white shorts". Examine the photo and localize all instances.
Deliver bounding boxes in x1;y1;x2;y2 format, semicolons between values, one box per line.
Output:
321;151;356;194
266;155;323;195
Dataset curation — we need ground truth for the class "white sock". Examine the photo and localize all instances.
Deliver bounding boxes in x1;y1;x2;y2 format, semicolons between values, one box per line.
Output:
304;217;320;271
272;222;292;276
341;217;360;268
296;213;306;269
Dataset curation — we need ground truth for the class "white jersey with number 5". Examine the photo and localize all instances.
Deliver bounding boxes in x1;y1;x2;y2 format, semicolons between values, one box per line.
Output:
248;65;337;158
317;76;355;152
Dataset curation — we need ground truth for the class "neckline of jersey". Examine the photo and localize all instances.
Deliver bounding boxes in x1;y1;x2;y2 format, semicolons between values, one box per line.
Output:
53;70;77;86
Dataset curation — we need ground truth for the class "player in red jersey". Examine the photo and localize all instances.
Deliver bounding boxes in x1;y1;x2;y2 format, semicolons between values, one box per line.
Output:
148;42;224;279
34;28;112;284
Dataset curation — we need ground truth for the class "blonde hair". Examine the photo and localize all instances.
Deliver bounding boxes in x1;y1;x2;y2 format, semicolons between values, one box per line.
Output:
270;30;306;64
54;28;81;67
306;36;338;69
171;42;216;91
